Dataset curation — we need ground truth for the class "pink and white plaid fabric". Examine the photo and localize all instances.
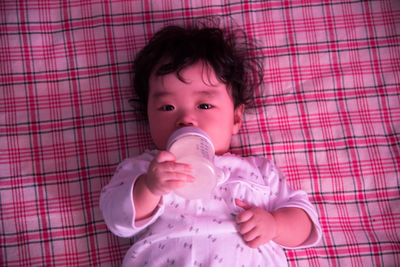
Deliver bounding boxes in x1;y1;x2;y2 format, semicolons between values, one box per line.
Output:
1;0;399;266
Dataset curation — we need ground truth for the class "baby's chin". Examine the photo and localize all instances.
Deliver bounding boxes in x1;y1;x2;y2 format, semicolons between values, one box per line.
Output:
152;140;167;151
156;146;167;151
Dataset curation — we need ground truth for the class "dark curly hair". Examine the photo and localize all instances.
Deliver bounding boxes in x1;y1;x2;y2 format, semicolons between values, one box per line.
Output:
132;25;263;114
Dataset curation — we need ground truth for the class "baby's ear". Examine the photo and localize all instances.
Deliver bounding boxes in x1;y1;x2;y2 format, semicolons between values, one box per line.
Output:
232;104;245;134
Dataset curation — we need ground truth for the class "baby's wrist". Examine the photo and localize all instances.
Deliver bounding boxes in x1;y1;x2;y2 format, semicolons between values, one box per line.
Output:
136;174;159;197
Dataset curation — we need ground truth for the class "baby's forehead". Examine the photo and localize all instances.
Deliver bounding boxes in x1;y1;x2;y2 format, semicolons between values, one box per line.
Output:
152;60;224;87
148;62;233;100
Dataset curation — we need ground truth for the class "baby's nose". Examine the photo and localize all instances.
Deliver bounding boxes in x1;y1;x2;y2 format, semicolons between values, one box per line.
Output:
178;121;194;127
176;112;196;127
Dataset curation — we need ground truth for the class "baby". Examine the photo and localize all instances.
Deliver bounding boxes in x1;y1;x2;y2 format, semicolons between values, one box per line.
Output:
100;25;322;266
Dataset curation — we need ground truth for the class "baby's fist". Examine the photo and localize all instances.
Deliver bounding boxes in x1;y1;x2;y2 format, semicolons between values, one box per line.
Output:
235;199;277;248
145;151;194;196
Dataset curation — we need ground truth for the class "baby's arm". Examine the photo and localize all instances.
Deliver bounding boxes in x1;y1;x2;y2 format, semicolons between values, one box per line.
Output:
133;151;193;221
235;199;312;248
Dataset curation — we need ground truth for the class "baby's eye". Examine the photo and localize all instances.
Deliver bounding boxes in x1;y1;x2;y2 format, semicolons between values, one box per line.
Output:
159;105;175;111
198;104;212;110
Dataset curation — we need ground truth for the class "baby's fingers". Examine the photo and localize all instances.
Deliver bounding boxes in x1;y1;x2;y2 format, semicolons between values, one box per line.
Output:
146;169;194;196
235;198;252;210
172;162;193;174
165;171;194;185
241;226;259;243
236;209;254;224
154;171;193;195
150;155;192;177
146;151;194;195
154;150;176;163
157;151;193;173
245;235;264;249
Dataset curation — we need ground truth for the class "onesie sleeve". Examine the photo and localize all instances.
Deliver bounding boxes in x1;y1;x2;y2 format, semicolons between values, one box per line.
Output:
258;157;322;249
99;150;164;238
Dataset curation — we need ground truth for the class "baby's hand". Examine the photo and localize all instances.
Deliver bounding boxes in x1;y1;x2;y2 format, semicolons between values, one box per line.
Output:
144;151;194;196
235;199;277;248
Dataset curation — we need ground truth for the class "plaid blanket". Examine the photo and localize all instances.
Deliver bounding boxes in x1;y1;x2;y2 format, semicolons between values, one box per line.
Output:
1;0;399;266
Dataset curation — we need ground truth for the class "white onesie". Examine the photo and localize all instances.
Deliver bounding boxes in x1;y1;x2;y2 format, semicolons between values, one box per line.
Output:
100;150;322;266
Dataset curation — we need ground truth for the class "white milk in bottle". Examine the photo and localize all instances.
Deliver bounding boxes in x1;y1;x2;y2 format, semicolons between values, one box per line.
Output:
166;126;217;199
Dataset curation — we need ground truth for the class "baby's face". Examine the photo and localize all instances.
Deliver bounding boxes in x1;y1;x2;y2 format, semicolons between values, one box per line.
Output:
147;61;243;155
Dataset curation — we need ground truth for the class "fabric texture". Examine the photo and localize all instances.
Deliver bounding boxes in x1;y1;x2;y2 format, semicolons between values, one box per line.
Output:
100;150;322;266
1;0;399;266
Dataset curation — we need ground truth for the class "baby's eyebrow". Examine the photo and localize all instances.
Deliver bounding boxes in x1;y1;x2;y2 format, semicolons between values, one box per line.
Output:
194;89;220;97
151;89;220;99
150;91;173;99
